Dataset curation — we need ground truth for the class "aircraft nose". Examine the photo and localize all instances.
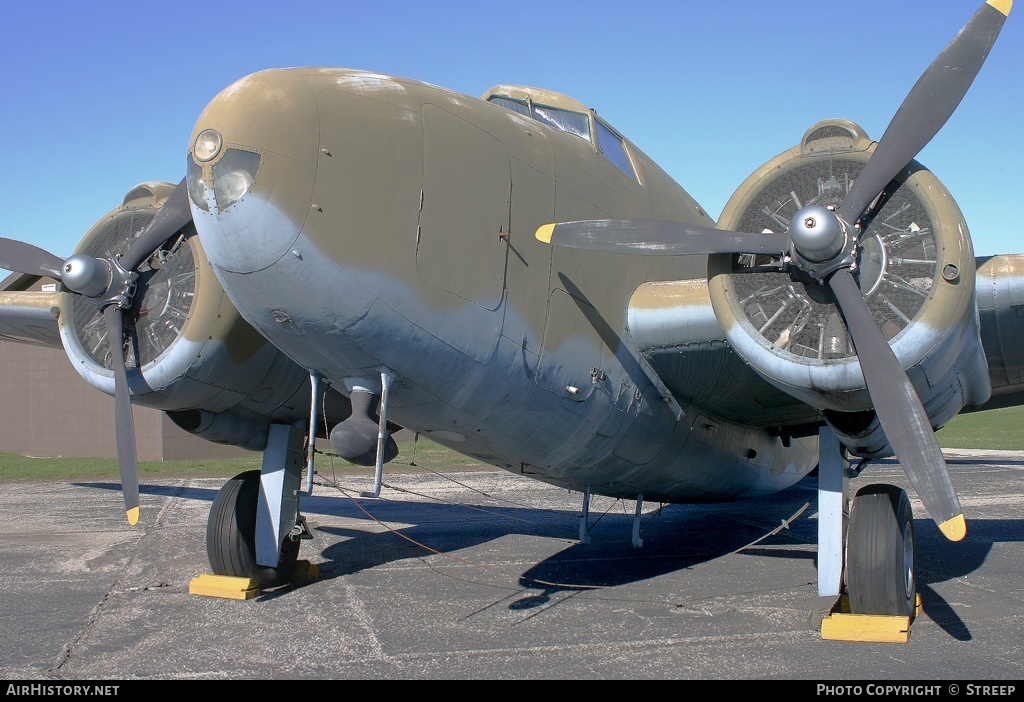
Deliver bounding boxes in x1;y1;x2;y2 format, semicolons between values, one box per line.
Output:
186;69;319;274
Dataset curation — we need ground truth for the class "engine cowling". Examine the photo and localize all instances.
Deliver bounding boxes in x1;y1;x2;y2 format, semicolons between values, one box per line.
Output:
56;181;350;449
707;119;991;456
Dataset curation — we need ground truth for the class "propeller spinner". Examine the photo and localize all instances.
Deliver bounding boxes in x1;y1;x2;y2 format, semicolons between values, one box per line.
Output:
0;177;192;525
537;0;1014;541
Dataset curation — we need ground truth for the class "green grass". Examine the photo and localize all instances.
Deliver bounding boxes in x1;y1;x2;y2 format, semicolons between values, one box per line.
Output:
0;434;488;483
935;403;1024;450
0;406;1020;483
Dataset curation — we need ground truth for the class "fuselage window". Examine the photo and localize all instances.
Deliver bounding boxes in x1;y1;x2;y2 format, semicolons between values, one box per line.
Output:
595;118;637;181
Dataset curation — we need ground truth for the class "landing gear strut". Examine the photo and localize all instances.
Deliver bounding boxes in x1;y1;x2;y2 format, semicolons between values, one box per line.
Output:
818;426;917;619
205;418;310;588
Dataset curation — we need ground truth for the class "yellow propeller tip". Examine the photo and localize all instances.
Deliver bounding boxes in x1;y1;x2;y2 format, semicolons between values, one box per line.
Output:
988;0;1012;17
939;513;967;541
535;223;555;244
127;507;140;526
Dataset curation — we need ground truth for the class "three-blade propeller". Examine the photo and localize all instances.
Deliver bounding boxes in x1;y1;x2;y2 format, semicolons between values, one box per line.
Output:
0;177;192;525
537;0;1013;541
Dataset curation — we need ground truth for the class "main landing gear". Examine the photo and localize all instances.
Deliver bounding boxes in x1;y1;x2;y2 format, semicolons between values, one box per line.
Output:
198;369;399;595
846;484;916;618
206;470;302;588
201;419;311;592
817;427;919;641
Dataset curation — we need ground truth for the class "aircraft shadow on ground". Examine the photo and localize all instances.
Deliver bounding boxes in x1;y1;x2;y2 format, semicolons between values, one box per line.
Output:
76;481;221;503
75;477;1022;632
911;517;1022;641
946;457;1024;467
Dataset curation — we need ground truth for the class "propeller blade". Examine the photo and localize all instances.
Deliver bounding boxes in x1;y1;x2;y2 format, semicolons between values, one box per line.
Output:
120;177;192;271
0;179;187;527
103;304;140;526
536;219;789;256
0;238;65;280
828;268;965;541
97;179;190;525
837;0;1012;226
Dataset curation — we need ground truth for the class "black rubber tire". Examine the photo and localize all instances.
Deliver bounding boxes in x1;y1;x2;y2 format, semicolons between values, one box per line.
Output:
845;484;915;617
206;470;300;588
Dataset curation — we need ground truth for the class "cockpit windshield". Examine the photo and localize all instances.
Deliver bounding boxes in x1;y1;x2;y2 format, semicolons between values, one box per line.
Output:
485;89;637;182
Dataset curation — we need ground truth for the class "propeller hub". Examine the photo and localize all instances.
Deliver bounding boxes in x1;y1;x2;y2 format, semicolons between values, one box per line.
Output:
62;254;111;298
789;205;848;263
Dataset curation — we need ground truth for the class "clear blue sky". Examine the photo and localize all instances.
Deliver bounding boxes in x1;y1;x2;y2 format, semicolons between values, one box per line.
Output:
1;0;1020;271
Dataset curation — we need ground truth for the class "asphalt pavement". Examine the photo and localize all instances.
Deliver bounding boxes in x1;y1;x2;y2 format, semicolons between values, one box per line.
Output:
1;449;1022;681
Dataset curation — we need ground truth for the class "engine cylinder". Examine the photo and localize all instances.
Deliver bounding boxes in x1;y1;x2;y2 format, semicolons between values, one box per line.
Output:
56;181;351;445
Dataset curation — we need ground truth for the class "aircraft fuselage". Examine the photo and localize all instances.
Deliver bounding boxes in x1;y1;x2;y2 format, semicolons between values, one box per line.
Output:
186;68;818;503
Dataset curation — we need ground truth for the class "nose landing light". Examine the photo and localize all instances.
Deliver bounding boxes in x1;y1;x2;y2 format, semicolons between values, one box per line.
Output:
194;128;223;162
187;129;261;213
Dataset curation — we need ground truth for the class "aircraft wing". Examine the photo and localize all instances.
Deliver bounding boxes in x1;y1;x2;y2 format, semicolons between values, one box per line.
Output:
0;274;61;348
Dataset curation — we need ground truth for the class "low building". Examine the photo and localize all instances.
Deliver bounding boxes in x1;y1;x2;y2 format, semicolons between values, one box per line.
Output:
0;273;248;461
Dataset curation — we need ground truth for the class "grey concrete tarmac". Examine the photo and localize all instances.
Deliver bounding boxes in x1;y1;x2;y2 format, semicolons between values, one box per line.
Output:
1;450;1022;681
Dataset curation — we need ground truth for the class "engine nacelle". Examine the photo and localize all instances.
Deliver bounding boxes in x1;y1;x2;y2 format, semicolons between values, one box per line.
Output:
56;182;350;449
707;120;991;455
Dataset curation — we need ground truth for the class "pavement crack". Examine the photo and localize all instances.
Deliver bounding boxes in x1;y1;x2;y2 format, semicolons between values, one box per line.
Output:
49;479;191;675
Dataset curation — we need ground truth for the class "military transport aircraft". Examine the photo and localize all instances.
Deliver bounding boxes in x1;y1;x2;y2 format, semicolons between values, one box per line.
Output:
0;0;1019;618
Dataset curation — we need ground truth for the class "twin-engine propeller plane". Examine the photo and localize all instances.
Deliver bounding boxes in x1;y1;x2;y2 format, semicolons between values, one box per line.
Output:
0;0;1020;616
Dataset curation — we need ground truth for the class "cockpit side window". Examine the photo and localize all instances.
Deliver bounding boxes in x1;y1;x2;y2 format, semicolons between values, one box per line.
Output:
488;96;590;141
488;96;531;118
531;105;590;140
595;118;637;181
